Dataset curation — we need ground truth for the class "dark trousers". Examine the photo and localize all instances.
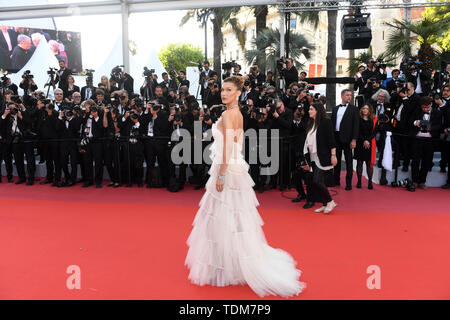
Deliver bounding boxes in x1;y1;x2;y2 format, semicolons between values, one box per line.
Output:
144;140;168;187
312;162;332;205
293;168;314;202
124;141;144;185
11;140;36;181
103;139;120;183
333;133;354;187
411;138;434;184
395;133;412;168
0;141;5;180
60;141;78;183
168;144;187;185
83;141;103;184
42;141;61;181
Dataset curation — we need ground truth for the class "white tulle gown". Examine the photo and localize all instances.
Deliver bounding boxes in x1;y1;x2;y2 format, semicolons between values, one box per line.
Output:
185;115;306;298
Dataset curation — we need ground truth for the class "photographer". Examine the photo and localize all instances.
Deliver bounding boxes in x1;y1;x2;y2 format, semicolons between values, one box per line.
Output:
280;58;299;90
54;59;72;93
101;105;121;187
409;96;442;190
167;110;189;191
118;104;145;187
440;85;450;189
354;65;366;95
433;62;450;94
406;61;430;96
80;100;104;188
434;84;450;176
248;105;272;193
36;100;61;186
160;72;177;97
175;70;190;89
1;101;35;185
248;65;266;89
362;58;387;84
232;64;242;76
19;71;38;96
386;69;402;95
205;80;222;108
81;76;96;101
362;76;384;103
153;85;169;109
56;106;82;186
141;102;171;188
52;88;68;112
112;66;134;97
111;90;130;116
199;61;213;104
265;71;276;88
268;99;293;190
239;79;256;105
1;89;14;113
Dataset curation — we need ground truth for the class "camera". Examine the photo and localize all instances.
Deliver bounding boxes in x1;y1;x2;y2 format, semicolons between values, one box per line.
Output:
222;60;237;71
133;97;144;108
22;70;33;80
111;65;124;83
7;106;18;115
255;107;265;120
63;109;73;117
47;67;57;76
419;119;430;132
143;67;155;78
203;114;211;122
11;95;23;104
276;57;287;71
392;178;416;191
173;114;181;122
90;106;98;113
244;80;250;87
375;58;387;70
197;61;203;72
152;104;161;111
130;113;139;120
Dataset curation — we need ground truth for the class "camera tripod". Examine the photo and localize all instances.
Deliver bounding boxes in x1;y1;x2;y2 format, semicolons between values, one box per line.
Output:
44;70;57;98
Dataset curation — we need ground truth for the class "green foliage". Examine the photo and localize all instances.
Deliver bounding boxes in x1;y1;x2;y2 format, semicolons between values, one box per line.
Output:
347;46;396;76
245;28;314;73
158;43;204;72
423;1;450;51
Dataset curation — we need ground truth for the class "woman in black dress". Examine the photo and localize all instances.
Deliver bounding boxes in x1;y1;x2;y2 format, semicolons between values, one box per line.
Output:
354;104;378;189
65;75;80;102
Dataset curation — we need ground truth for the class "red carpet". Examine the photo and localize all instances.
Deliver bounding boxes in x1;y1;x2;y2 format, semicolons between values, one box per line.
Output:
0;177;449;300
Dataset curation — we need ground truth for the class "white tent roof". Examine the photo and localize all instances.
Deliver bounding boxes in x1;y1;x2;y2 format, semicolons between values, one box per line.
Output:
9;34;59;97
93;37;144;93
143;49;167;81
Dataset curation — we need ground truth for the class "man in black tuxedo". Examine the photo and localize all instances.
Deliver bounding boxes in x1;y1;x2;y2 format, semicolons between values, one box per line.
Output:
331;89;359;190
248;65;266;89
280;58;298;89
80;77;96;101
140;102;171;188
56;109;82;186
80;101;104;188
386;69;402;95
176;70;190;89
200;61;213;105
54;59;72;94
439;86;450;189
409;96;442;190
406;63;431;96
1;102;35;185
36;100;61;186
159;72;177;97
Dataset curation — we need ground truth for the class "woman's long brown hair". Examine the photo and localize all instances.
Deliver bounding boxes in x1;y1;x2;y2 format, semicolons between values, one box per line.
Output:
306;102;328;132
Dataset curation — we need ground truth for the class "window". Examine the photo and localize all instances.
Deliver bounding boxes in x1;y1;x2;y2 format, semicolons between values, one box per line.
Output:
290;18;297;29
236;50;239;60
338;65;343;74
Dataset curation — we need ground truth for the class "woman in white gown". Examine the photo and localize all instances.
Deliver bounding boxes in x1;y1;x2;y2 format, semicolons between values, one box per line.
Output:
185;76;306;298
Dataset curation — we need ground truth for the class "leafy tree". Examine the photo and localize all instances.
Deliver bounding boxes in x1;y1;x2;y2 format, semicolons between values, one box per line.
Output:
245;28;314;73
158;43;204;72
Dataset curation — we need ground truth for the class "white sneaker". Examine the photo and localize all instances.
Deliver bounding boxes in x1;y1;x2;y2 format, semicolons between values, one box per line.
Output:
324;201;337;214
314;206;326;213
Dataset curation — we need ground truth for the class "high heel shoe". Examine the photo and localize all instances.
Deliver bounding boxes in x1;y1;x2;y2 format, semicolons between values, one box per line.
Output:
324;201;337;214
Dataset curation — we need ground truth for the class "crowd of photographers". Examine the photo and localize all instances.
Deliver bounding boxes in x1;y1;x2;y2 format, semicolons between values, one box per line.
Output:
0;56;449;200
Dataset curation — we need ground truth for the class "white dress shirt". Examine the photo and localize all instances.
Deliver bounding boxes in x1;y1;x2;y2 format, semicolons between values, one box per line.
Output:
336;103;348;131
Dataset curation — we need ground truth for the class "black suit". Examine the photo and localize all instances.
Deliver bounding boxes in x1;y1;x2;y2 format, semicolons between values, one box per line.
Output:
54;68;72;92
81;114;104;185
331;103;359;187
37;108;61;182
281;66;299;89
409;107;442;184
56;115;82;184
0;29;17;70
80;86;97;101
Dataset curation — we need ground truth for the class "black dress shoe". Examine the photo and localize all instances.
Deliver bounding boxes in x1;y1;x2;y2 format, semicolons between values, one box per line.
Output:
8;177;13;183
441;183;450;189
356;181;361;189
345;185;352;191
67;182;76;187
26;180;34;186
15;179;26;185
292;195;306;203
194;185;203;190
114;183;121;188
107;182;115;187
303;202;314;209
82;182;93;188
96;183;102;188
379;178;388;186
137;183;143;188
40;179;52;185
280;185;287;191
368;182;373;190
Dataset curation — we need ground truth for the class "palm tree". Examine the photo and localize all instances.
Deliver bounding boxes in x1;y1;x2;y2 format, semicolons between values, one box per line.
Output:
180;7;243;79
251;5;269;73
245;28;314;74
294;4;338;109
384;16;450;76
347;46;396;76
